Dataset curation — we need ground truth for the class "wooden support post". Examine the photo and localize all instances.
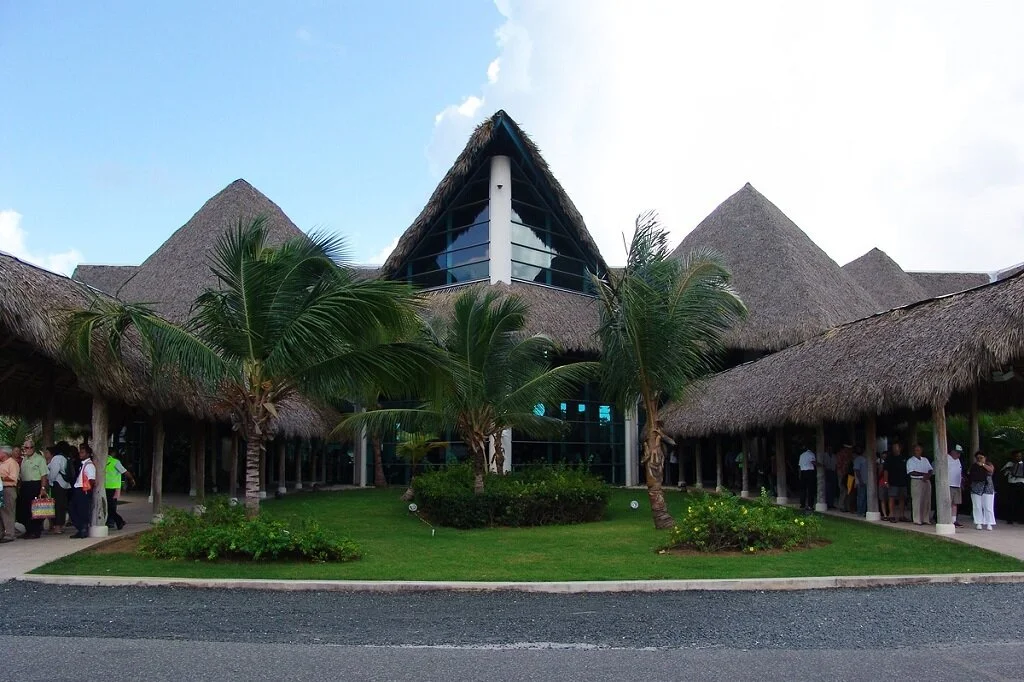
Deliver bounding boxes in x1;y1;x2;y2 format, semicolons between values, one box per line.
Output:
815;423;827;512
277;440;287;495
151;416;164;518
294;439;303;490
933;402;954;534
865;415;881;521
969;388;980;455
774;428;788;505
194;422;206;504
715;438;723;492
89;396;109;537
228;433;239;499
740;435;751;498
693;441;703;489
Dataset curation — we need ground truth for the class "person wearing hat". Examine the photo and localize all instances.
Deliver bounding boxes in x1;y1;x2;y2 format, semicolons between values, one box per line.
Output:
948;444;964;528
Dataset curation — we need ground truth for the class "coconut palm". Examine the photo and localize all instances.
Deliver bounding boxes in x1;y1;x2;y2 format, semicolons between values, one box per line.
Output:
0;417;36;448
67;217;431;516
395;431;448;500
592;212;746;529
342;288;597;494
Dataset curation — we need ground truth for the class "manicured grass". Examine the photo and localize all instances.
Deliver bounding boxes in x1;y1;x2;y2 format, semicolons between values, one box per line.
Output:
34;488;1024;580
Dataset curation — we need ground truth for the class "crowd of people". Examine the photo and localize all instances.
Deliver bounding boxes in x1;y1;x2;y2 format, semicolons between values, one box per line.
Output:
0;438;135;543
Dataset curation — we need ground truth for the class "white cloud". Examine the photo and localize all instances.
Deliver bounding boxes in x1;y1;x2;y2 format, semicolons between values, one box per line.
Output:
368;235;400;265
0;210;83;276
421;0;1024;272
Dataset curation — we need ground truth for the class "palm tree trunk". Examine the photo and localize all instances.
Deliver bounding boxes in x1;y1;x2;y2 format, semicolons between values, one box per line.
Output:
244;436;263;518
470;434;487;494
372;436;387;487
643;417;675;529
492;433;506;474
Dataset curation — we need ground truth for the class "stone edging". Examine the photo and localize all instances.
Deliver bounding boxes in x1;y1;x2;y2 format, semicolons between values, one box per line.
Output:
15;571;1024;593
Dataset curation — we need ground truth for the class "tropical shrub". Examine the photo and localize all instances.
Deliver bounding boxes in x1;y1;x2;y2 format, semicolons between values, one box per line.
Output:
137;498;361;563
412;464;610;529
663;490;821;553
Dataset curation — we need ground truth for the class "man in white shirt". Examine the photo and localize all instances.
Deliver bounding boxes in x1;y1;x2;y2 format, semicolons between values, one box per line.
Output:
44;444;73;534
906;444;934;526
947;445;964;528
70;443;97;539
798;447;817;511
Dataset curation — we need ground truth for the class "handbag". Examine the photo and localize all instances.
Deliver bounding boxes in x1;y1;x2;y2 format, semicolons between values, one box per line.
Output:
31;496;56;519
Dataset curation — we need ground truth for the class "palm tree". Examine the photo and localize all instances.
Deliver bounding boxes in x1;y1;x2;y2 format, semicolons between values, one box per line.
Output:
592;212;746;529
68;217;431;516
395;431;448;500
342;288;597;494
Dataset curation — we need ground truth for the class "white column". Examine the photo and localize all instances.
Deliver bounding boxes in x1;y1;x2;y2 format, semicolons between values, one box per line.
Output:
865;416;881;521
277;440;287;495
294;440;303;490
933;403;954;535
969;388;980;455
715;438;723;492
814;423;827;512
151;416;164;518
356;428;369;487
89;396;109;538
693;441;703;489
774;429;788;505
501;428;512;474
624;406;639;487
489;155;512;284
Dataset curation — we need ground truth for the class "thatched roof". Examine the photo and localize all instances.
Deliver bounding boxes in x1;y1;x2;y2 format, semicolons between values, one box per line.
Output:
72;265;138;296
662;270;1024;437
671;184;879;352
909;271;990;298
114;179;307;323
380;110;608;279
421;281;601;354
0;252;334;440
842;248;928;311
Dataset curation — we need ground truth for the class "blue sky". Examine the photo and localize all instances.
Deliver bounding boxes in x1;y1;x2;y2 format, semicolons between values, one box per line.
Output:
0;1;498;268
3;1;1024;275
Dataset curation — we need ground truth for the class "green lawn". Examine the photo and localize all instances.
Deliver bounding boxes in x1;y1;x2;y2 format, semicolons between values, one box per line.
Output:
34;488;1024;580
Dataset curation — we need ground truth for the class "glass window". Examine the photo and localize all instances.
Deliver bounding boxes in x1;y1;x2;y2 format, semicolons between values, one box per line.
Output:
449;221;488;252
511;201;548;231
452;201;489;229
449;261;489;284
448;243;488;268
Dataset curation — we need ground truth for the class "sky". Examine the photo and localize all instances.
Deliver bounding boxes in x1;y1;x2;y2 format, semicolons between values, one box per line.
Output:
2;0;1023;276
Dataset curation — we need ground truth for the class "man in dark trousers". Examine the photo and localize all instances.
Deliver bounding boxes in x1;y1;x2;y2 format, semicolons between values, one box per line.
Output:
69;443;97;539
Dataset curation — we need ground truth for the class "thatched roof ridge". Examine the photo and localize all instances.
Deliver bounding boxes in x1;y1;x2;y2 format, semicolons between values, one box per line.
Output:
671;183;879;352
908;271;990;298
380;110;608;279
662;270;1024;437
72;265;138;296
116;179;307;323
842;247;928;311
421;281;601;354
0;252;334;439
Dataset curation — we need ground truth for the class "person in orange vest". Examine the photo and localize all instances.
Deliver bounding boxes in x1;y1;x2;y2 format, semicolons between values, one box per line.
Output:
69;443;97;539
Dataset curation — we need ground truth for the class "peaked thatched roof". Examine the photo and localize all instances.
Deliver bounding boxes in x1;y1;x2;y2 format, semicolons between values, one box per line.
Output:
0;252;334;439
72;264;138;296
909;271;990;298
662;270;1024;437
671;183;879;352
420;281;601;354
379;110;608;279
114;179;307;323
842;247;929;311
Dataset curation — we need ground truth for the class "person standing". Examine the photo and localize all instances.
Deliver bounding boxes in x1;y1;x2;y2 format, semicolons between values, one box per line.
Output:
948;445;964;528
798;445;817;511
69;443;97;539
877;450;891;520
999;450;1024;525
44;444;72;534
907;444;933;526
885;443;909;522
852;447;869;516
105;451;135;531
17;439;49;539
0;447;20;542
969;451;996;531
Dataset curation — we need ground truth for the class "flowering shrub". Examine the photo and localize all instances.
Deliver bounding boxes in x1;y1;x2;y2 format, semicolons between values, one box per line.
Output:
663;489;821;553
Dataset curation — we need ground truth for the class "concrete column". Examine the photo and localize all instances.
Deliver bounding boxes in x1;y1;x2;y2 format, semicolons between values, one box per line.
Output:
693;441;703;489
933;402;954;534
624;406;639;487
969;388;980;455
228;434;239;499
277;440;287;495
774;429;788;505
865;416;881;521
151;416;164;518
715;438;723;492
489;155;512;284
356;427;369;487
294;440;303;490
740;435;751;498
501;428;512;474
814;423;827;512
89;396;109;537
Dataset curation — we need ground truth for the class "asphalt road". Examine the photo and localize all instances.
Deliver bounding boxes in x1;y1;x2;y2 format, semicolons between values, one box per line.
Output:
2;582;1023;681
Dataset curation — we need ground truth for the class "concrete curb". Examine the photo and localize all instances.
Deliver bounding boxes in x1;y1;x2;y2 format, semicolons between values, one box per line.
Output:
16;571;1024;593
